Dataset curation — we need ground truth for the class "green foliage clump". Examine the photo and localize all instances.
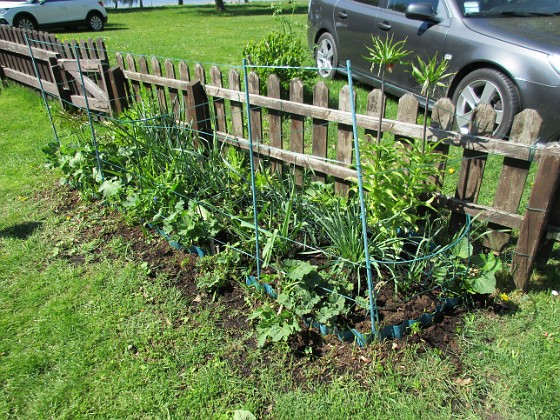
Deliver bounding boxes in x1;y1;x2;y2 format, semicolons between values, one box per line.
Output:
249;260;352;347
358;138;446;238
242;4;312;92
196;248;242;293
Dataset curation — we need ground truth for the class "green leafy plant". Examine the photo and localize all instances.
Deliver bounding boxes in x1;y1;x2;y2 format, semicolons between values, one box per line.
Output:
432;236;502;295
248;303;301;348
243;3;312;92
365;34;411;143
357;137;445;238
411;54;454;151
196;248;242;293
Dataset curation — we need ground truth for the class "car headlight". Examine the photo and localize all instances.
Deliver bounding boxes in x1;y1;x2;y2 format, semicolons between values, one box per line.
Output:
549;55;560;76
0;9;7;14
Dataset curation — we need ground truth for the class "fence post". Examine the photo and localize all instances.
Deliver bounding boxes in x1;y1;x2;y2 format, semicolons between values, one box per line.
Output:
485;109;542;252
512;153;560;290
107;65;129;114
185;79;211;148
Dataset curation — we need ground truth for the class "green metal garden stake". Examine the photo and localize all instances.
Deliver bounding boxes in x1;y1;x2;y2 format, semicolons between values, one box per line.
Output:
346;60;378;340
242;58;261;279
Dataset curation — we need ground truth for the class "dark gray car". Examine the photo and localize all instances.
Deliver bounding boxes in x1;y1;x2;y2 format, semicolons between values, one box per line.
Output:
307;0;560;142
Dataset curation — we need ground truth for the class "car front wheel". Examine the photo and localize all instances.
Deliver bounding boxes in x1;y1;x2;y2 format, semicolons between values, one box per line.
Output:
315;32;338;79
452;68;520;138
86;12;104;31
14;15;37;31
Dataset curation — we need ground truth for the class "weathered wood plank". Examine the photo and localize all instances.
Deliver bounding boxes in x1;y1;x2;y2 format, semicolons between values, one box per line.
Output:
165;59;180;121
138;55;152;97
0;39;58;61
268;74;282;173
290;78;305;184
202;84;551;161
512;154;560;290
151;57;168;114
229;69;244;139
455;104;496;203
365;89;383;143
395;93;418;148
69;94;110;112
125;55;141;103
248;71;262;168
214;131;356;181
431;193;524;228
2;66;58;94
210;66;227;132
451;104;496;229
312;81;328;182
336;86;353;195
485;109;543;252
430;97;455;188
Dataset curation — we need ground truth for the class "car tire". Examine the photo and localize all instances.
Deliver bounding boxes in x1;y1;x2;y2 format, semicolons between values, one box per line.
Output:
86;12;104;31
315;32;338;79
14;14;37;31
452;68;520;138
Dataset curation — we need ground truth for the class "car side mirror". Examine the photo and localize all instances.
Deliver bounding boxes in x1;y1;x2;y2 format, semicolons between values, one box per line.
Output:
405;3;442;23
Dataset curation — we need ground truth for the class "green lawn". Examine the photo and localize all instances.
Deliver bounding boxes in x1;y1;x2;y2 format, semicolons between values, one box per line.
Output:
1;4;560;418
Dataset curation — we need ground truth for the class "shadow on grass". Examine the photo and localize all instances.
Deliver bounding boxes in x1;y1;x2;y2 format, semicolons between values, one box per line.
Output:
0;221;43;240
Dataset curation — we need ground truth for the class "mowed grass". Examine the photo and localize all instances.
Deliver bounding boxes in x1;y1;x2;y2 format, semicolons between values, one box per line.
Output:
1;4;559;417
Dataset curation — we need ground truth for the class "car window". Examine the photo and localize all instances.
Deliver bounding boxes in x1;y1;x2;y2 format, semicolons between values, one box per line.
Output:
387;0;440;13
354;0;381;6
459;0;560;16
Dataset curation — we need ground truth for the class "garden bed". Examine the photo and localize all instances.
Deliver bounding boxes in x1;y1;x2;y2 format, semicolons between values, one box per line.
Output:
50;187;515;381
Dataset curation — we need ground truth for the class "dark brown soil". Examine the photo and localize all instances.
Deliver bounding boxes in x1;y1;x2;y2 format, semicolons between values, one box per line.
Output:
45;186;517;383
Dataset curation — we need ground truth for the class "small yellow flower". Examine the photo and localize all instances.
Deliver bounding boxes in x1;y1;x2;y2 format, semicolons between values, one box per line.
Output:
500;293;509;302
448;168;456;175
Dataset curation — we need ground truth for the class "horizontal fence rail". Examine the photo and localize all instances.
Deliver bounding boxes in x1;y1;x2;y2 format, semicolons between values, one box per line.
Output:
2;25;560;290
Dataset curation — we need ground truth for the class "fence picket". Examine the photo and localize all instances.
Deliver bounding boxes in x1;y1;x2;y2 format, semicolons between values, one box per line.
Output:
290;78;305;184
485;109;543;251
312;81;329;182
248;71;262;168
268;74;282;173
151;57;168;114
165;59;180;121
229;69;244;139
210;66;227;132
430;97;455;188
336;85;353;196
125;54;141;103
365;89;383;142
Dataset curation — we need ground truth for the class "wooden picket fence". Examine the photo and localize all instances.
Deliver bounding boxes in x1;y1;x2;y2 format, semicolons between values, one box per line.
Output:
2;29;560;290
0;26;125;114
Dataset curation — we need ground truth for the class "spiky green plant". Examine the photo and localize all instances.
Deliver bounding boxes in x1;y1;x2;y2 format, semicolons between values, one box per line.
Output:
411;54;454;151
365;34;411;144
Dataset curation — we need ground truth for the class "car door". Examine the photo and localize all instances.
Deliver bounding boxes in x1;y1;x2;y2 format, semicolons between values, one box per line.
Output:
372;0;451;98
35;0;69;26
66;0;88;23
334;0;382;77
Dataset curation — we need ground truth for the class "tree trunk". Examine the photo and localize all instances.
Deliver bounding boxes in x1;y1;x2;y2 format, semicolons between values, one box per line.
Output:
215;0;226;11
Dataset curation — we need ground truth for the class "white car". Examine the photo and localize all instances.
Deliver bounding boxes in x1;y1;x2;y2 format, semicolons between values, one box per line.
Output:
0;0;108;32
